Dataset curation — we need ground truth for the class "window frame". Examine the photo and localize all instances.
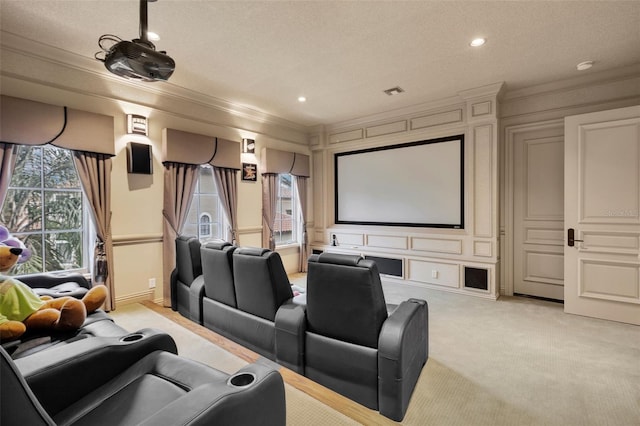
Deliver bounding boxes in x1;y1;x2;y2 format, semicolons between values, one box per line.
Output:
1;144;92;275
183;164;227;242
274;173;300;247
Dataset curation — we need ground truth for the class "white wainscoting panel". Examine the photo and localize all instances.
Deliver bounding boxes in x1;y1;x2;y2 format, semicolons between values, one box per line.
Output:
410;109;463;130
411;237;463;254
366;234;408;250
473;124;494;237
407;259;460;288
473;240;493;257
365;120;407;138
329;128;363;144
333;232;364;247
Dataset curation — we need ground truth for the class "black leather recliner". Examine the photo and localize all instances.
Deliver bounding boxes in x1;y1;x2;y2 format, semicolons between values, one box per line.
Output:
305;252;429;421
2;273;139;360
200;240;237;327
1;344;287;426
170;235;204;321
200;245;305;372
18;272;92;299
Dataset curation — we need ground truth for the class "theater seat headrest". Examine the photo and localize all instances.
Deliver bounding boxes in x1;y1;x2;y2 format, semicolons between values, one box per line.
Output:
236;247;270;257
204;240;231;250
316;252;364;267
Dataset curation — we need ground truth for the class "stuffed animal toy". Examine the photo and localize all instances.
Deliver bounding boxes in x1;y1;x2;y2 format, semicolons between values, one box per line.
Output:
0;225;108;342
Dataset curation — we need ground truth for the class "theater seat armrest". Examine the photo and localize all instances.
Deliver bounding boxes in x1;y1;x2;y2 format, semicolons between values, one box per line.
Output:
378;298;429;421
137;363;286;426
16;328;178;417
189;275;205;324
275;300;306;374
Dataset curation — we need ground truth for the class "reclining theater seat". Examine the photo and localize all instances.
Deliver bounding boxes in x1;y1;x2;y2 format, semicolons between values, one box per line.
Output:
18;272;92;299
1;345;287;426
305;252;429;421
170;235;204;322
209;247;305;369
2;272;141;360
200;240;237;327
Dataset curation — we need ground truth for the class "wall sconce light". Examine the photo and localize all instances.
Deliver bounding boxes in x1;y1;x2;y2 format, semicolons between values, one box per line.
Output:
127;114;148;136
242;138;255;154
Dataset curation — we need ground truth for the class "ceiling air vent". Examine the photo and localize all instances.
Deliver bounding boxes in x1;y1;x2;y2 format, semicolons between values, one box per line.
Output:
383;86;405;96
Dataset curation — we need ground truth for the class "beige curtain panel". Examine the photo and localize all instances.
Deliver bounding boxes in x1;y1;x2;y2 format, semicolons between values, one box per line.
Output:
162;162;199;307
0;95;115;155
73;152;115;311
259;147;310;177
162;128;240;169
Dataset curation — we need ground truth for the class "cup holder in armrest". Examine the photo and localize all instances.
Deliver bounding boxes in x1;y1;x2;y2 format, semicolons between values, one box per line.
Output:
119;333;145;343
227;372;256;388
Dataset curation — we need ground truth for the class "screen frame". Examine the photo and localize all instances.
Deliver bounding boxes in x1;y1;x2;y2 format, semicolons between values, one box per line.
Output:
334;134;465;229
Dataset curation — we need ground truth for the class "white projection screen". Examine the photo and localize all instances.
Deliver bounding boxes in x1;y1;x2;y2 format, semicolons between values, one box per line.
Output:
335;135;464;228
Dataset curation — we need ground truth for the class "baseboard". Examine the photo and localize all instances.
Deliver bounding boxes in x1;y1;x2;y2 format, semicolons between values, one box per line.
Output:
115;289;155;306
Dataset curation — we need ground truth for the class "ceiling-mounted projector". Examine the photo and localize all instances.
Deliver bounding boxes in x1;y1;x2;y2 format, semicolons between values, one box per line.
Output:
95;0;175;82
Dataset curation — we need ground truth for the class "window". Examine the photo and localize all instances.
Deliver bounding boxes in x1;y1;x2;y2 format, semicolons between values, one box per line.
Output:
199;213;212;238
0;145;90;275
274;173;299;246
183;165;225;241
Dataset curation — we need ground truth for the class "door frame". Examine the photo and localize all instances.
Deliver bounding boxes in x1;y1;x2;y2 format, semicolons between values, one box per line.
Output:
503;119;564;296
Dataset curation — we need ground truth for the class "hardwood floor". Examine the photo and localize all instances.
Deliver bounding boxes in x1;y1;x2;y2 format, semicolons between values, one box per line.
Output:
141;301;395;425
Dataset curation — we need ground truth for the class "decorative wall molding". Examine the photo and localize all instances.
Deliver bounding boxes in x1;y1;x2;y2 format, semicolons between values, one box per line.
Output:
112;234;163;246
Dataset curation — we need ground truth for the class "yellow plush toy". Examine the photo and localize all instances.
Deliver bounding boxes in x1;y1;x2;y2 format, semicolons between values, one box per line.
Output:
0;226;108;342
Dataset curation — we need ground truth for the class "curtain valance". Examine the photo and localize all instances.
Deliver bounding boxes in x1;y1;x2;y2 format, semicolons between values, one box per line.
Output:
260;147;310;177
162;128;240;170
0;95;115;155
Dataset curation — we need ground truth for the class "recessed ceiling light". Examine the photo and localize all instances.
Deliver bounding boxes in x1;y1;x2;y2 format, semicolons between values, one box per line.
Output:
298;96;307;103
470;38;486;47
147;31;160;41
576;61;594;71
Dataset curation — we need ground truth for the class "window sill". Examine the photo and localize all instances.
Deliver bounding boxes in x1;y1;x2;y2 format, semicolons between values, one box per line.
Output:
275;243;300;254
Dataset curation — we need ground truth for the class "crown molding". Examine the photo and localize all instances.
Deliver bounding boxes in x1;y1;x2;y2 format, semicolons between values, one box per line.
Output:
502;63;640;102
0;31;308;138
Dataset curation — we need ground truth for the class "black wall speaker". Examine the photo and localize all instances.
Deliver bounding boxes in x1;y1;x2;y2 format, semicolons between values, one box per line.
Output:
365;255;403;277
126;142;153;175
464;267;488;290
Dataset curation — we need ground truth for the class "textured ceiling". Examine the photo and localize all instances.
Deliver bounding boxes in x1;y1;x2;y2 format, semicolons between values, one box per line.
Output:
1;0;639;127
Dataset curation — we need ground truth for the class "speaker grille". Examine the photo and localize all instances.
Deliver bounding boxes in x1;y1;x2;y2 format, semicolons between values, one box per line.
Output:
464;267;488;290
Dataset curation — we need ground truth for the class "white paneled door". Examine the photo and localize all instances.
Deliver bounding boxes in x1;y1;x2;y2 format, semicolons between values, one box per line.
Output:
513;123;565;300
564;105;640;325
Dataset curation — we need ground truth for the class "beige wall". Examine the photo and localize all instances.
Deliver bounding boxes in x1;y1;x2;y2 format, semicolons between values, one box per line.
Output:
0;36;310;306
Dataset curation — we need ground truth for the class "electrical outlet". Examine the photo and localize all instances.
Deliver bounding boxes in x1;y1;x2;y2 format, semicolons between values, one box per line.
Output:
431;270;439;279
148;278;156;289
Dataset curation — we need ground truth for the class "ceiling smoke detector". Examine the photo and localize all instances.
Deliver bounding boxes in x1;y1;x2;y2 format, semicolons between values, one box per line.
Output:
384;86;405;96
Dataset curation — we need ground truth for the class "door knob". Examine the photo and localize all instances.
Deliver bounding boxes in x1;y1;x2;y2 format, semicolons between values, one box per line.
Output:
568;228;584;247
